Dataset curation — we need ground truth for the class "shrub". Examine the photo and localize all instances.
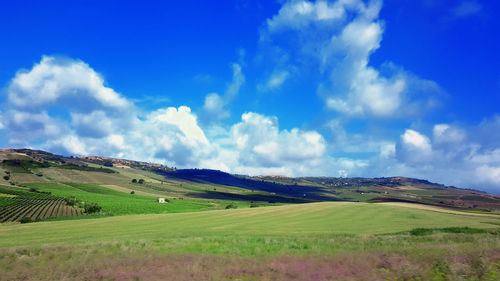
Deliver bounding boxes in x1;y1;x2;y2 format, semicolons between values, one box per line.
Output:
19;217;33;224
225;203;238;209
83;202;102;214
131;179;137;183
138;179;145;184
130;191;135;195
2;175;9;180
64;197;79;206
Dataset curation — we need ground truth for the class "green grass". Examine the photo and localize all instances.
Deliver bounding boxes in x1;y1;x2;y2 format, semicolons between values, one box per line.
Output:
22;182;217;216
0;202;498;249
1;201;499;280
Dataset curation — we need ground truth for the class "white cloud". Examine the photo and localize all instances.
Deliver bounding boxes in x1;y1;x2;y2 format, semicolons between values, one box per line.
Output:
433;124;465;143
230;112;326;168
0;55;338;176
200;63;245;125
262;0;440;118
401;129;432;153
8;56;130;110
258;70;290;91
384;122;500;193
225;63;245;99
265;0;371;33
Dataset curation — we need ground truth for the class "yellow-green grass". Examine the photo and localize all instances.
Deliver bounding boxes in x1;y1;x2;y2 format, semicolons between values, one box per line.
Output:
1;202;498;249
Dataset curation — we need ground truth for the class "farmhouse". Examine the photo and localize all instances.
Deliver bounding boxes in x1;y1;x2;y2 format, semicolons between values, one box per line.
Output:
157;198;167;203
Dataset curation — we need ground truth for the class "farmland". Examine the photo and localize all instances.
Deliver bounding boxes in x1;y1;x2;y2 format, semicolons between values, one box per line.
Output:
0;186;83;222
1;202;499;280
1;149;500;280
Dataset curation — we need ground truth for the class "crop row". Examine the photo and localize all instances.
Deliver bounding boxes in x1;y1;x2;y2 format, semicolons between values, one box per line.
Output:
0;199;83;222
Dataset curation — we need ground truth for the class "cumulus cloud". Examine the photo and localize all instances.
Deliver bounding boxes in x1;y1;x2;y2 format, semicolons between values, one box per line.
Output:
0;55;336;176
387;121;500;193
231;112;326;167
262;0;441;118
8;56;130;110
0;56;214;167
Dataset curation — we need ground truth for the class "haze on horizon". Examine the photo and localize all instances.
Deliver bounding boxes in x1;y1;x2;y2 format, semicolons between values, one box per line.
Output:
0;0;499;193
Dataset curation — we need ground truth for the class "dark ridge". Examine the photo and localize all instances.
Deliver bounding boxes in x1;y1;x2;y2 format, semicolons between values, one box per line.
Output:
157;169;341;202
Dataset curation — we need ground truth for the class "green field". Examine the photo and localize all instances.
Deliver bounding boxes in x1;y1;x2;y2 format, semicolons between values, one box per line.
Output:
1;202;498;249
1;202;500;280
23;182;217;216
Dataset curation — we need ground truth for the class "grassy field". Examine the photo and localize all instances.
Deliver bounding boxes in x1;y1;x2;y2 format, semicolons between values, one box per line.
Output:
2;150;500;280
1;202;500;280
22;182;259;217
1;202;498;249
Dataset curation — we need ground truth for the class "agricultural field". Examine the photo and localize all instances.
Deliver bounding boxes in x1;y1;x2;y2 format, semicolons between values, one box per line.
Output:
1;149;500;280
1;202;499;280
0;186;83;222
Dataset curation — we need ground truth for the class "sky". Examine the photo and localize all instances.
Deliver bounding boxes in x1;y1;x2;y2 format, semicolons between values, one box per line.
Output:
0;0;499;193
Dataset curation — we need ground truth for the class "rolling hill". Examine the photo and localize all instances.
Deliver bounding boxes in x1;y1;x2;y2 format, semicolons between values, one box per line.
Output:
1;148;500;280
0;148;499;224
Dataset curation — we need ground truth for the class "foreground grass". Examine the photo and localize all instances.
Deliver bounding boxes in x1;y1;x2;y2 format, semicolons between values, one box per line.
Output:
1;202;499;280
1;234;499;280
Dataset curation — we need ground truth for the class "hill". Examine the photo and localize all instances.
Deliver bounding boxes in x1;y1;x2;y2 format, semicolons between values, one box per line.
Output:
0;148;499;224
1;148;500;280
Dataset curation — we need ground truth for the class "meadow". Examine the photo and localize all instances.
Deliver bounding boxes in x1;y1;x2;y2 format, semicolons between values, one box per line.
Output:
1;202;500;280
2;150;500;280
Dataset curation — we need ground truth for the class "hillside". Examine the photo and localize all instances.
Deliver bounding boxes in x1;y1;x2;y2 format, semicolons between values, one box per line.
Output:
0;148;499;224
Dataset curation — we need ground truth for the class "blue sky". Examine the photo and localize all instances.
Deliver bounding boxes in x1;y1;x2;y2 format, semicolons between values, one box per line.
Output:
0;0;499;193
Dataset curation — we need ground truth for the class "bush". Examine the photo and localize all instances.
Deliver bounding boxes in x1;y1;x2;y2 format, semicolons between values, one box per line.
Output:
225;203;238;209
83;202;102;214
64;197;78;206
130;191;135;195
2;175;9;180
131;179;137;183
138;179;145;184
19;217;33;224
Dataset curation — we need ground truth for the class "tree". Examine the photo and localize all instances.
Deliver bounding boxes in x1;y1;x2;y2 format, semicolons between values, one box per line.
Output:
130;191;135;195
138;179;145;184
131;179;137;183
